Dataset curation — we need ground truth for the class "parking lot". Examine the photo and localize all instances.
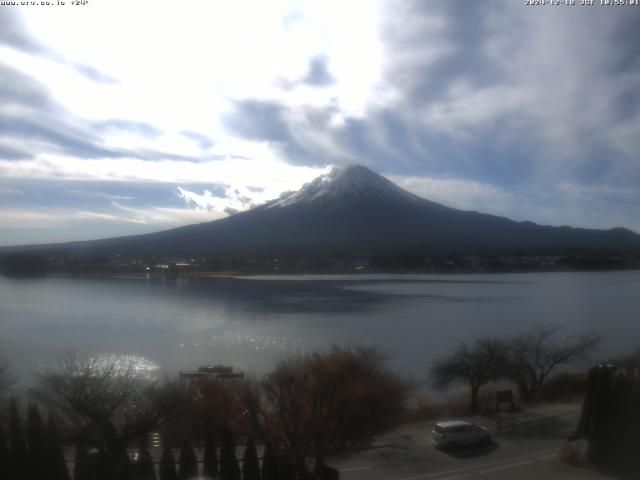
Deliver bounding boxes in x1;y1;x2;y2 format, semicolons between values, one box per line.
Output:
336;403;610;480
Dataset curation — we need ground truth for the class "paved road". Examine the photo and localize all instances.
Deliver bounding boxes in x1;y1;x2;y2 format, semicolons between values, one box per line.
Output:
335;405;608;480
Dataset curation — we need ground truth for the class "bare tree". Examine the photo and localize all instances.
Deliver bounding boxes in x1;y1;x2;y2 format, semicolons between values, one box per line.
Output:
431;338;510;413
242;346;408;476
31;353;183;460
156;374;247;447
507;325;601;401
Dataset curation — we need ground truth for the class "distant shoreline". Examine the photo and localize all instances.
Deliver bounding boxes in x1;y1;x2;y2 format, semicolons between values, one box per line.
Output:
4;267;640;282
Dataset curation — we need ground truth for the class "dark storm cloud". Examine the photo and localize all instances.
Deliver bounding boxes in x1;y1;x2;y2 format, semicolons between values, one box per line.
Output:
222;2;513;172
301;55;335;87
224;99;290;142
222;96;532;182
383;1;503;105
380;1;640;182
223;98;335;166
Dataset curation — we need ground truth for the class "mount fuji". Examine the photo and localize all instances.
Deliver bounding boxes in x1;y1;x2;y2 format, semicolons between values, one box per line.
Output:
7;165;640;259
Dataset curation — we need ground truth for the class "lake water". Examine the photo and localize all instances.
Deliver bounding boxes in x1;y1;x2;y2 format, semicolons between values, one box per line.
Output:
1;271;639;388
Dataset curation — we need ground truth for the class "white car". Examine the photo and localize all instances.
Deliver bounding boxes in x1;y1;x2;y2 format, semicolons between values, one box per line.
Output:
432;420;491;448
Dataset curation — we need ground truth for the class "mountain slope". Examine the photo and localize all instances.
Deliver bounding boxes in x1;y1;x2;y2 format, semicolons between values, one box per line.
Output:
8;165;640;258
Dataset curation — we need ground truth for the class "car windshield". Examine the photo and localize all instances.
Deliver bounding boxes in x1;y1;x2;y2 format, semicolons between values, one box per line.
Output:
448;426;468;434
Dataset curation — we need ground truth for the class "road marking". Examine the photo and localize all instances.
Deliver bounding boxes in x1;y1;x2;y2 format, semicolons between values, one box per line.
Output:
396;448;557;480
558;411;580;418
437;474;472;480
537;453;556;461
398;472;470;480
559;427;577;434
478;459;533;474
339;465;373;472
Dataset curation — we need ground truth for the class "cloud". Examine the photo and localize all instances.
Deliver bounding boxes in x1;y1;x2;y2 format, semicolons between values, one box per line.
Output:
388;174;512;214
0;209;67;228
301;55;335;87
66;190;135;201
94;119;162;137
2;1;640;244
390;173;640;234
222;2;640;184
0;206;152;230
0;114;131;160
181;130;215;149
110;202;224;226
0;154;327;187
0;9;117;87
222;99;331;166
219;1;640;222
223;99;291;144
178;186;253;215
0;144;32;160
376;1;640;183
0;61;130;159
0;9;45;54
0;61;201;163
0;62;51;109
72;63;118;84
176;182;285;216
0;204;224;246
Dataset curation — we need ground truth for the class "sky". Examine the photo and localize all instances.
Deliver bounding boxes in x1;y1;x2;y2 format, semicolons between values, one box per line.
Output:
0;0;639;246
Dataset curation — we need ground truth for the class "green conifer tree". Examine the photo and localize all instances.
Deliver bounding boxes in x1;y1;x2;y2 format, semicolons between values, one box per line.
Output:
219;426;240;480
159;448;178;480
178;440;198;479
47;414;71;480
260;445;278;480
202;431;219;479
119;450;133;480
242;438;260;480
278;461;296;480
73;444;91;480
0;423;10;480
136;447;157;480
9;399;27;479
27;404;48;480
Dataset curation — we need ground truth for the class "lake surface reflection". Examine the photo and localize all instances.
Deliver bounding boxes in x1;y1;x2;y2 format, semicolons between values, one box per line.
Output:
1;271;639;387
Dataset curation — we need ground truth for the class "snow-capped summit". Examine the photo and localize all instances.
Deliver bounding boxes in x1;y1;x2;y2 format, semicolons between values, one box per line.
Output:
267;164;426;209
11;164;640;259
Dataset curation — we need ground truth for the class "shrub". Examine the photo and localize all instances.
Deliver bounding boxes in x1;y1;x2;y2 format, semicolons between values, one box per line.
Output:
559;441;589;468
537;372;587;403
